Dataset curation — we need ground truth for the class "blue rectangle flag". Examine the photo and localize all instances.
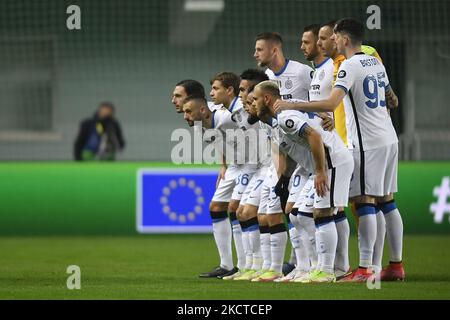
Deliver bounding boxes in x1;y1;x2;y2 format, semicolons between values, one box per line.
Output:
137;168;218;233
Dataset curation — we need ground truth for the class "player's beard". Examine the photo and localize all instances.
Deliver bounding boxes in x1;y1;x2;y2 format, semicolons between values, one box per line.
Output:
257;60;267;68
247;114;260;124
257;105;271;121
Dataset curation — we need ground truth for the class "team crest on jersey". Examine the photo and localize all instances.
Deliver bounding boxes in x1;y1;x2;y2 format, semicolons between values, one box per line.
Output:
285;119;294;128
319;69;325;81
285;79;293;89
338;70;346;78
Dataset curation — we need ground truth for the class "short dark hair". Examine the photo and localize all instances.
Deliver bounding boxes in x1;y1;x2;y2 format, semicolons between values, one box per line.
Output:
334;18;364;45
320;20;337;30
303;24;320;37
184;95;207;106
255;32;283;45
210;72;240;97
176;79;205;99
240;69;269;83
99;101;115;112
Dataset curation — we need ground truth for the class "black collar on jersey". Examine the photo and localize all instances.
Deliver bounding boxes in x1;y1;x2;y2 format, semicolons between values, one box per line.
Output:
355;52;365;55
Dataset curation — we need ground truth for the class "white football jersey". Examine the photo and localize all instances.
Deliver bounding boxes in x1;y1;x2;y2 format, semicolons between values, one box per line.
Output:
262;115;312;174
334;53;398;151
276;109;351;174
207;101;222;112
206;98;261;165
265;59;313;101
309;58;334;102
228;97;267;165
204;109;238;164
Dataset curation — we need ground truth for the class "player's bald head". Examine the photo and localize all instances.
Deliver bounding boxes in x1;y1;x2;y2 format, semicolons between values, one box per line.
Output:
254;80;281;98
253;81;280;120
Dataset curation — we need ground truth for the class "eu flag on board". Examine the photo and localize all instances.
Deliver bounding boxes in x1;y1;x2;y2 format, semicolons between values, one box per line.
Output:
137;169;218;233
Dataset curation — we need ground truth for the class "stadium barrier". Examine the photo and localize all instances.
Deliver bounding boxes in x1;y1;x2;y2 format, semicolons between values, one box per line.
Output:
0;162;449;235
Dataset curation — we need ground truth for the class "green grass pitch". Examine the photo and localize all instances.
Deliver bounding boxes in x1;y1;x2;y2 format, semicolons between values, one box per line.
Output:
1;235;450;299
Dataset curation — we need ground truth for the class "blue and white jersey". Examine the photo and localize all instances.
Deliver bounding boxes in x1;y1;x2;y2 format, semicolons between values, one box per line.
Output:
207;101;222;112
334;53;398;151
276;105;351;173
309;58;334;102
207;97;261;165
265;59;313;101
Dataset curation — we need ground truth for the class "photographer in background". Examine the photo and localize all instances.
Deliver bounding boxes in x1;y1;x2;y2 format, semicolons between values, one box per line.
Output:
74;102;125;161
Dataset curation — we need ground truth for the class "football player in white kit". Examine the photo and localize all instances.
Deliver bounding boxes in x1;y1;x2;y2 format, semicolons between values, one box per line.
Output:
222;70;271;280
273;18;404;282
254;31;314;275
199;72;259;279
172;79;239;279
183;93;250;279
172;79;222;125
234;78;274;281
301;23;352;280
253;81;353;283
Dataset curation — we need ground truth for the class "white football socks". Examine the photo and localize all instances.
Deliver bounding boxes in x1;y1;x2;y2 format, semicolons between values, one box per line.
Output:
357;205;377;268
231;220;245;270
212;216;233;270
289;213;311;272
288;223;309;272
297;213;318;270
248;228;262;270
372;209;386;273
259;226;271;271
381;201;403;263
241;229;253;270
334;211;350;274
315;218;338;274
269;224;288;273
